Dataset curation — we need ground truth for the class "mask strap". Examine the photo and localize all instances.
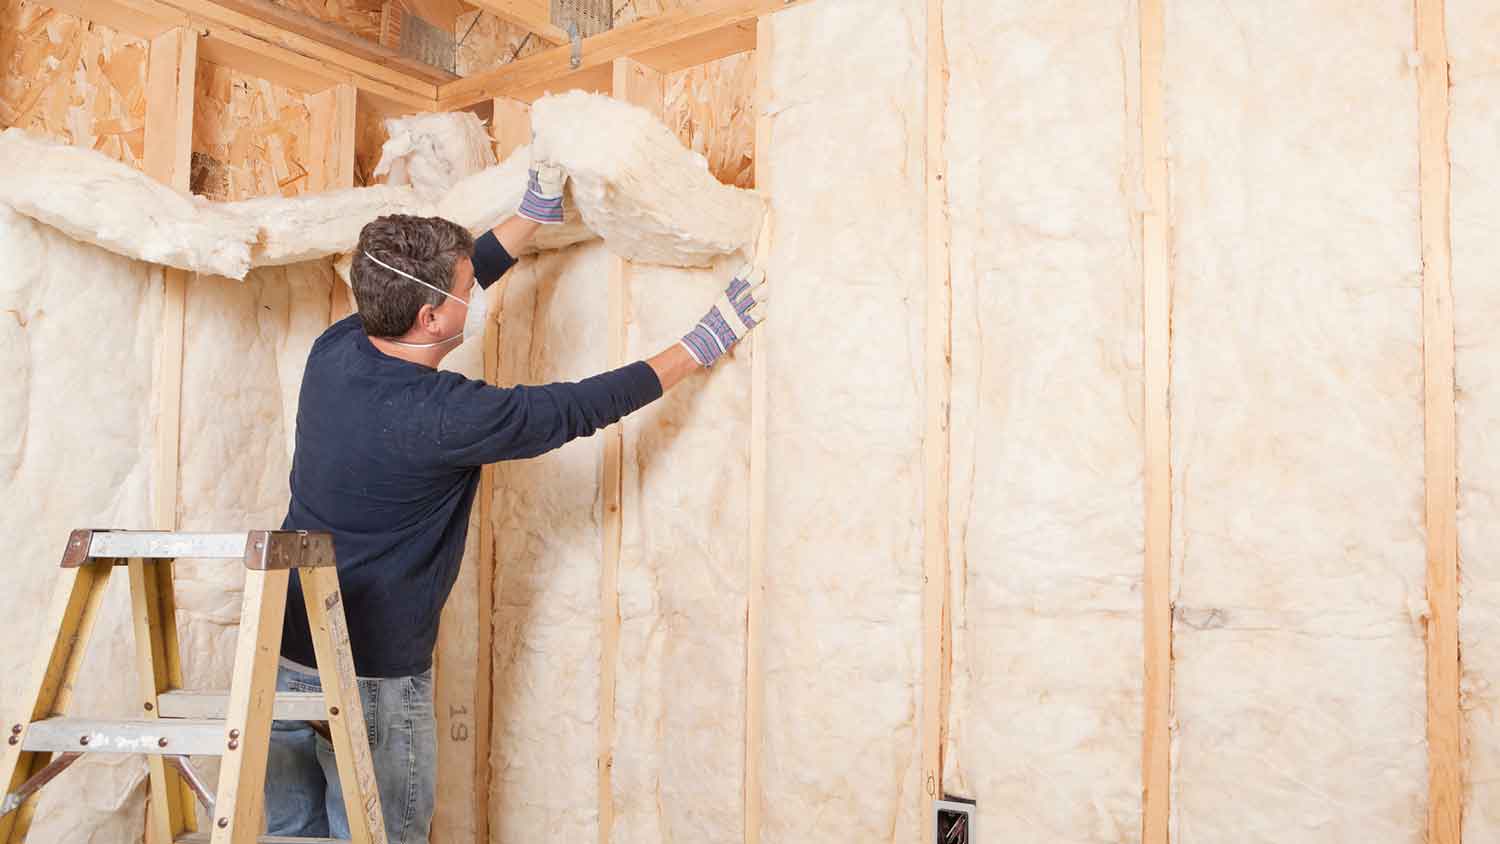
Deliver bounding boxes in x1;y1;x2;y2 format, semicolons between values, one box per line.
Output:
363;251;469;307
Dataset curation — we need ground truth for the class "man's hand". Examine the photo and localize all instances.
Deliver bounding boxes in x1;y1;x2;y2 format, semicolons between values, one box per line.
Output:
517;152;567;224
679;265;768;367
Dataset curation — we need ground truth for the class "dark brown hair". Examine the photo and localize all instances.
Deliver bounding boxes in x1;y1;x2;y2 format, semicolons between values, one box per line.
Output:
352;214;474;337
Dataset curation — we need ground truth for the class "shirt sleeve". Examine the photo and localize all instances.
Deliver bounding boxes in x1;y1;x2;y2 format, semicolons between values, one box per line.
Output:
436;361;664;466
471;230;517;289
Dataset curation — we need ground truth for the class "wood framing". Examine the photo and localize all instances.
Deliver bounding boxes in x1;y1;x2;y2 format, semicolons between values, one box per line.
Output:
468;0;569;45
37;0;436;111
1416;0;1461;839
439;0;815;108
746;19;772;844
1139;0;1173;840
919;1;952;842
308;83;358;192
600;57;664;844
130;560;194;844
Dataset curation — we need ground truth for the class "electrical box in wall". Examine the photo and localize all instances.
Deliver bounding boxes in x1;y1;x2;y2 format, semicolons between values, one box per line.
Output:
934;797;976;844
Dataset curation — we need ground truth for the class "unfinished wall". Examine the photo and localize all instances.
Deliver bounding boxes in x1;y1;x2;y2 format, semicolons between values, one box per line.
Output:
192;63;314;200
487;243;612;841
0;204;160;844
1166;2;1427;840
758;1;926;839
1453;0;1500;839
0;1;147;166
941;1;1145;840
662;54;755;189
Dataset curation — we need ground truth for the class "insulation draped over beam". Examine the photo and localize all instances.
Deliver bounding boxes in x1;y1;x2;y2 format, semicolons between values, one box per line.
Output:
0;93;766;278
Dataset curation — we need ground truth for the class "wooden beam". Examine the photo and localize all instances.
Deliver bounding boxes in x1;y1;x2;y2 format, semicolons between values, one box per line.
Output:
599;56;663;844
745;20;771;844
37;0;437;111
492;97;532;163
307;83;357;193
919;0;951;841
1139;0;1172;839
467;0;569;45
439;0;815;109
1417;0;1461;839
195;0;457;85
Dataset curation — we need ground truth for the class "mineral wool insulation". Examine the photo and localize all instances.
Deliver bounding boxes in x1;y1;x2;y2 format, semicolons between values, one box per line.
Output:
0;89;763;843
941;1;1145;840
1452;1;1500;839
1166;2;1427;840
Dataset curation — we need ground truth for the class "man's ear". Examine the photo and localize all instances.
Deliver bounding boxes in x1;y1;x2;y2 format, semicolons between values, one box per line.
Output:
414;303;440;334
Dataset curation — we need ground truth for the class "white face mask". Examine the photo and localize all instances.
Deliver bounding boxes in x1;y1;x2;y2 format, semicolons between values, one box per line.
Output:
364;250;469;349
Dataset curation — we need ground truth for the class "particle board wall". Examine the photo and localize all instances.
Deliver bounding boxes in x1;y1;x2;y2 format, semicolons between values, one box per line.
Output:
758;1;926;839
192;63;315;200
941;1;1145;840
1165;2;1427;841
1452;0;1500;839
487;242;612;842
662;54;755;189
0;1;147;166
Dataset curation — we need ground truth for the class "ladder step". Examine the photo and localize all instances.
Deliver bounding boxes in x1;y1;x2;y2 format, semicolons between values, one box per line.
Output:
22;718;227;756
176;835;348;843
158;690;328;721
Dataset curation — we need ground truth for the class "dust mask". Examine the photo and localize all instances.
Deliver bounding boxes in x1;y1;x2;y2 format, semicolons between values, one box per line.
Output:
364;251;469;349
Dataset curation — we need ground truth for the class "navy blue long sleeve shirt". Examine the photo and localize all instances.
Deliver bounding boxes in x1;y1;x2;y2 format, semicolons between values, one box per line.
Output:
279;232;662;677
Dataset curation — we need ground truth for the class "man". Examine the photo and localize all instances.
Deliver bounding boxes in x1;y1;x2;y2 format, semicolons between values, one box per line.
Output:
265;156;766;842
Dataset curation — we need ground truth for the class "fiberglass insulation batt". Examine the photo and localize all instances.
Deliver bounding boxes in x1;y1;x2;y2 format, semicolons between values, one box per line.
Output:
759;1;926;839
1453;0;1500;838
0;205;160;843
940;1;1145;839
1165;1;1427;840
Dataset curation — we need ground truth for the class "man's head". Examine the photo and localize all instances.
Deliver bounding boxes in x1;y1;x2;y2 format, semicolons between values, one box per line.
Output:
352;215;476;344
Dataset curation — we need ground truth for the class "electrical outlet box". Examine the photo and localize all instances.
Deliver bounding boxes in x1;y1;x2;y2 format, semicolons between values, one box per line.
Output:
934;797;976;844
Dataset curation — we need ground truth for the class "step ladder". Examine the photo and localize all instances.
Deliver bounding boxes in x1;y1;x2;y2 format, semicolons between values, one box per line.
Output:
0;530;388;844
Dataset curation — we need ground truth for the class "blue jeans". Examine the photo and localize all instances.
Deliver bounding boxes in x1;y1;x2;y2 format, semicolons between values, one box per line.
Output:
265;663;436;843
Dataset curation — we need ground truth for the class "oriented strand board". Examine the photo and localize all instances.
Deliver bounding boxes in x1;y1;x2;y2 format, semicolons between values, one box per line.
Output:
271;0;383;40
0;204;160;844
662;53;755;189
611;257;749;843
0;0;147;166
487;243;611;842
456;9;548;76
1165;2;1427;840
192;63;314;200
940;2;1145;840
1452;0;1500;838
759;1;926;840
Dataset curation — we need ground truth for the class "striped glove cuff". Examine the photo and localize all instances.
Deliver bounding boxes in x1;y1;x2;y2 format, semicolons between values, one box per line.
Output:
681;266;768;367
517;169;565;224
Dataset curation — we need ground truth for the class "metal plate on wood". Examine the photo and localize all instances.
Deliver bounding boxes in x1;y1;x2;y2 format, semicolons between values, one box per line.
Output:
86;531;252;561
22;717;228;756
242;530;337;570
59;529;96;567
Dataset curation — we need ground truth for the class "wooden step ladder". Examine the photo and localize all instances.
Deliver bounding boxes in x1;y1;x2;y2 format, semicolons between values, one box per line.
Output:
0;530;387;844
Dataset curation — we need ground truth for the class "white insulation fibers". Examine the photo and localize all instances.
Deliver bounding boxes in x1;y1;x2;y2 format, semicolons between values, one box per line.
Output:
940;1;1145;839
759;2;926;840
613;257;749;844
374;111;497;202
1452;1;1500;838
487;243;611;842
1165;2;1427;840
0;205;159;844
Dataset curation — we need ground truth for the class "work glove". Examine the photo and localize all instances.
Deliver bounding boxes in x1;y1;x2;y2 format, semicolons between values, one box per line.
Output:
518;147;567;224
680;265;768;367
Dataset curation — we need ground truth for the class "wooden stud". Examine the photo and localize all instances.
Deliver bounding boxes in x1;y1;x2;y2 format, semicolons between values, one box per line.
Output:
746;17;772;844
130;560;195;844
919;0;952;840
0;561;113;843
466;0;569;45
307;83;357;193
209;569;289;844
1416;0;1460;839
599;56;663;844
439;0;816;109
301;566;388;844
492;98;533;165
1139;0;1172;839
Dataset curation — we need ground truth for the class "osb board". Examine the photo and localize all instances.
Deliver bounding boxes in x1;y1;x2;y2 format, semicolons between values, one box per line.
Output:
456;9;548;77
0;0;147;167
192;62;314;200
662;52;754;188
270;0;382;41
